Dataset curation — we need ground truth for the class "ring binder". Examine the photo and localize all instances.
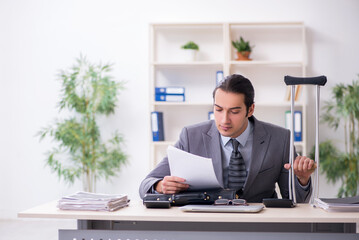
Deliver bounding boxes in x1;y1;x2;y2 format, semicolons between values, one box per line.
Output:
151;112;164;141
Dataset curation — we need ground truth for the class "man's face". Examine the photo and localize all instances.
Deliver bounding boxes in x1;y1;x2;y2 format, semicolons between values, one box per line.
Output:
214;89;254;138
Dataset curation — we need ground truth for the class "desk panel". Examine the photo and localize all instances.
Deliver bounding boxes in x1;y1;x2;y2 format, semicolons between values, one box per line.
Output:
77;219;356;233
59;230;359;240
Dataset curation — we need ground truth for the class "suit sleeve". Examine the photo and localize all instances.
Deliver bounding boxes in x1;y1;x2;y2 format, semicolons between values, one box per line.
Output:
138;127;190;199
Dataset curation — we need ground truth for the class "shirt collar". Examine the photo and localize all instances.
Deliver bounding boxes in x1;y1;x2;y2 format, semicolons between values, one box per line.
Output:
221;120;253;147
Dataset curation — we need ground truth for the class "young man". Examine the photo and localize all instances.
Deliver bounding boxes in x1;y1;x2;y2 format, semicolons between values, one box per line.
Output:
139;74;315;202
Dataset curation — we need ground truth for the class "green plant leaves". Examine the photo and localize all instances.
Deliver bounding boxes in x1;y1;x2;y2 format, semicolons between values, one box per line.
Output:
181;41;199;50
38;55;127;191
232;36;253;52
316;76;359;197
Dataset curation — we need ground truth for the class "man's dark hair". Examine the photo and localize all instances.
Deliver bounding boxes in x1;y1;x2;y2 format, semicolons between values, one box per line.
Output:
213;74;255;114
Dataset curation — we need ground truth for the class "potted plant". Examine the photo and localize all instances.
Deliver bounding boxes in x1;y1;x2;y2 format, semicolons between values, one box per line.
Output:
38;55;128;192
310;76;359;197
232;36;254;61
181;41;199;61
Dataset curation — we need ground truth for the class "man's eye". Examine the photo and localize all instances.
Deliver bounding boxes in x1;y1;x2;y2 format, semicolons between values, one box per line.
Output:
231;111;240;114
215;108;222;112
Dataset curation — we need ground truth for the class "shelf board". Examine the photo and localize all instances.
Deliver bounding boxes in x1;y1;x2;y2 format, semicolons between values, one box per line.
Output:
294;142;305;147
152;101;305;107
152;62;224;67
152;23;224;28
229;60;303;67
153;61;302;67
229;22;304;27
152;101;212;106
151;141;304;148
151;141;176;146
151;22;303;28
255;101;305;107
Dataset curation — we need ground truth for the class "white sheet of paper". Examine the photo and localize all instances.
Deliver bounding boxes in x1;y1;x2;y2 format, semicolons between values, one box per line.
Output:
167;146;221;190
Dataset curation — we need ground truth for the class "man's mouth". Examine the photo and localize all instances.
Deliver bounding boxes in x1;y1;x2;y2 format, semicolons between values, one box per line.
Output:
220;125;231;131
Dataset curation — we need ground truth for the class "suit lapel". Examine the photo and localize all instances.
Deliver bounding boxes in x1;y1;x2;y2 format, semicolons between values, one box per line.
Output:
243;117;271;194
203;122;224;188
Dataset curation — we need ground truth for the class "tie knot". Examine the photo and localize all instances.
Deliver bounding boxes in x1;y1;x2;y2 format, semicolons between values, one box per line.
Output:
231;139;239;153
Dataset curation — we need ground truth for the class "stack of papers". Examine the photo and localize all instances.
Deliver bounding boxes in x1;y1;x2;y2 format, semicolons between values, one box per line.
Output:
314;196;359;212
58;191;129;211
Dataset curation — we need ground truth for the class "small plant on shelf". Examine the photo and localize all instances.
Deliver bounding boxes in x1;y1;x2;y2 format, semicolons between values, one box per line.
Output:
181;41;199;50
181;41;199;61
232;36;254;61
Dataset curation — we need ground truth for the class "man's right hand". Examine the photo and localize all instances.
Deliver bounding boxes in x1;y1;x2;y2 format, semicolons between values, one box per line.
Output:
155;176;189;194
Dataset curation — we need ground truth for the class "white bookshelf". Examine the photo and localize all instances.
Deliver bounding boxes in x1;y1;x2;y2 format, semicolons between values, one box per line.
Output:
149;22;307;168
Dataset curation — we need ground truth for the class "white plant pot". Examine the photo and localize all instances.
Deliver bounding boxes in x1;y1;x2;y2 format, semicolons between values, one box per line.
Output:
183;49;198;62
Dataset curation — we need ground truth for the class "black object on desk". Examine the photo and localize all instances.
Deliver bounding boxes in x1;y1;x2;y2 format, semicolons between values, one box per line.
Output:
262;198;295;208
143;189;236;208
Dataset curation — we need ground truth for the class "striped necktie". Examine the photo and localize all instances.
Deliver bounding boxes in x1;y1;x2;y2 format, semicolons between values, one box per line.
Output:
228;138;247;192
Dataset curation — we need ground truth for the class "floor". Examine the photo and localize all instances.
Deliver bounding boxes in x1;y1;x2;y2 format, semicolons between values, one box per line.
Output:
0;219;76;240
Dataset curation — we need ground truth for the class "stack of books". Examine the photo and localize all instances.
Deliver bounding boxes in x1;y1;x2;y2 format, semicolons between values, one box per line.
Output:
155;87;185;102
314;196;359;212
58;191;129;212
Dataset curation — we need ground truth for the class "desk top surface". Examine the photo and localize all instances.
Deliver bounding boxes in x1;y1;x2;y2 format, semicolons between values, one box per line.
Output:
18;201;359;223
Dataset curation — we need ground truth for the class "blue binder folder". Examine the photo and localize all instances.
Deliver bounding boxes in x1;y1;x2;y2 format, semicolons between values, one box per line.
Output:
155;94;185;102
294;111;302;142
216;71;224;86
155;87;185;95
285;110;291;130
151;111;164;141
285;110;302;142
208;111;214;120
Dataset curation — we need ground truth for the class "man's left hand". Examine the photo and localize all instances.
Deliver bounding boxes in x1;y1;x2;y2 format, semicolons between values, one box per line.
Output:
284;156;316;186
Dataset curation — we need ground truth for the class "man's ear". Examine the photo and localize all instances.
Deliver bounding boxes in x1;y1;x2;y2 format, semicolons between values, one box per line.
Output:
247;104;255;117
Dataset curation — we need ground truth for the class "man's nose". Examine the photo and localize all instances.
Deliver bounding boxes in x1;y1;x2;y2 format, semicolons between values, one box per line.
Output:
221;112;230;123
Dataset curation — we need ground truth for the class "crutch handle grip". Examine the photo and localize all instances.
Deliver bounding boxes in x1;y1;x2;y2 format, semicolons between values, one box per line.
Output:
284;75;327;86
286;162;317;171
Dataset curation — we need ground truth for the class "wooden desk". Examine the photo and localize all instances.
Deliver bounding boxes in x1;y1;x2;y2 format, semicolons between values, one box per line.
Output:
19;201;359;240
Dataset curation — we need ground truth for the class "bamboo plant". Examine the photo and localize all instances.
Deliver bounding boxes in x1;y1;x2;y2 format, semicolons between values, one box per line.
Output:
38;55;127;192
311;76;359;197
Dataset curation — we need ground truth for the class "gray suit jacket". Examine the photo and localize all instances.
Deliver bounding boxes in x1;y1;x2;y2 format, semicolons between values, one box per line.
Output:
139;116;311;203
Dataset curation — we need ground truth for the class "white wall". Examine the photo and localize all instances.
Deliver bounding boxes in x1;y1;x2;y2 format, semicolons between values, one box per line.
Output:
1;0;358;219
